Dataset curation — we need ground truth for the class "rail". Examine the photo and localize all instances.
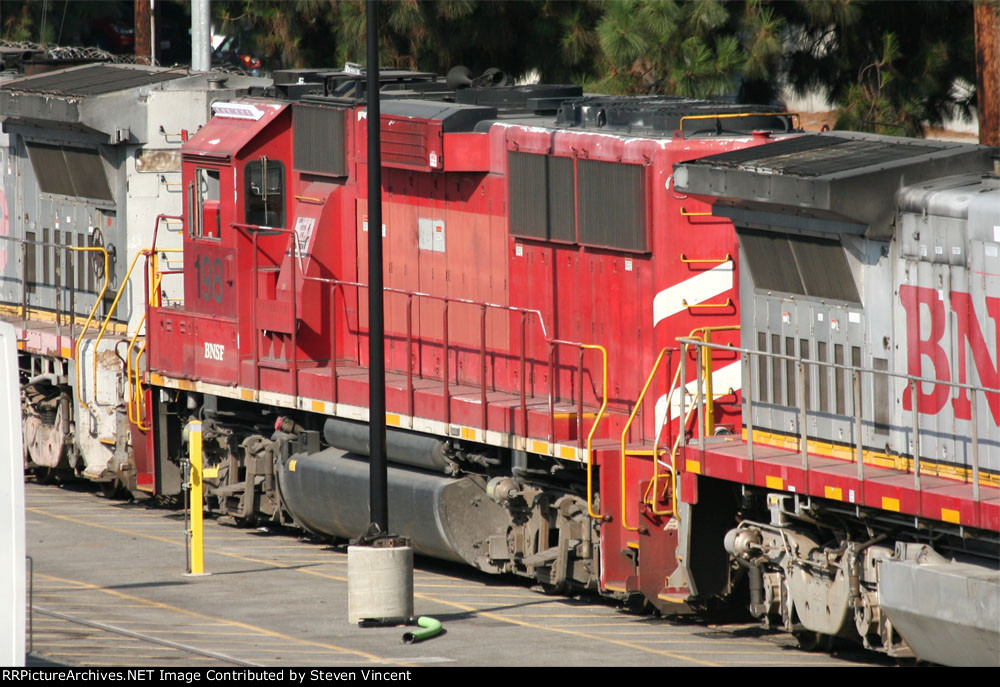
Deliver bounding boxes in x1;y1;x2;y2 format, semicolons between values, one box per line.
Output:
231;222;301;399
677;337;1000;502
90;250;149;407
129;217;187;428
145;221;610;485
298;274;609;462
583;343;609;520
0;235;110;342
149;214;184;307
681;297;733;310
679;207;711;217
126;310;148;430
151;215;183;255
88;243;182;412
678;111;800;137
679;253;731;264
620;326;740;528
620;347;675;532
71;248;111;410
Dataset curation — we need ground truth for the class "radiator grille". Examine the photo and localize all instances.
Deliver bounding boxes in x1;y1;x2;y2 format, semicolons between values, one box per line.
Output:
508;152;547;239
293;104;347;176
26;142;112;201
577;159;646;252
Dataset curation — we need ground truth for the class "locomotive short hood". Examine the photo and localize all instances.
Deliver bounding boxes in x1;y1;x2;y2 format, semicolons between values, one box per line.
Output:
183;100;288;162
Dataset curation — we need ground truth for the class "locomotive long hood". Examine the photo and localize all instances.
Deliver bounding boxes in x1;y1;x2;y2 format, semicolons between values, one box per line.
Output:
672;131;996;239
0;64;264;145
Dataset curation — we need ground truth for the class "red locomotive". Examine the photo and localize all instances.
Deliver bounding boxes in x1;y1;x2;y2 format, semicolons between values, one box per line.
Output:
8;62;995;664
138;68;794;601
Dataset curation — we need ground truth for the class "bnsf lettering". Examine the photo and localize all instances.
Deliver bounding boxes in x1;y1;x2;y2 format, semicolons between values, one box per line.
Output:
899;284;999;425
204;342;225;361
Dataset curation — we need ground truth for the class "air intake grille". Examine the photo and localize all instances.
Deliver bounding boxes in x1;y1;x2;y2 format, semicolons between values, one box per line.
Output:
508;152;547;239
577;159;646;252
739;228;860;302
293;104;347;176
508;152;576;242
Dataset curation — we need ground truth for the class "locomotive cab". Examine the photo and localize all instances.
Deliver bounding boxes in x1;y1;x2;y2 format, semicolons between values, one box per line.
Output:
152;101;296;387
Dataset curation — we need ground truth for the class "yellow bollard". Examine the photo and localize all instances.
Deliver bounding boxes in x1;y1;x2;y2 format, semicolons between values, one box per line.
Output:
186;419;207;576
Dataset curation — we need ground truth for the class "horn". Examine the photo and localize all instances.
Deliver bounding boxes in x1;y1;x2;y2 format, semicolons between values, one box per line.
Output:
446;65;474;90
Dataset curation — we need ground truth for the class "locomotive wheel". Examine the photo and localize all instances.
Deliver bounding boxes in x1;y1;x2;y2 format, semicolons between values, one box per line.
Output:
793;630;835;652
34;467;58;485
99;479;129;499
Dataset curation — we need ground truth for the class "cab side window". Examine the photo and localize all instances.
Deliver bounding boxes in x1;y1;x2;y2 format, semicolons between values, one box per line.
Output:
245;158;284;228
192;168;221;239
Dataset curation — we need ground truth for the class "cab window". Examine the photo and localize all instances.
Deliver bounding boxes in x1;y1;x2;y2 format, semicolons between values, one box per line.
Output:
245;158;284;228
192;168;221;239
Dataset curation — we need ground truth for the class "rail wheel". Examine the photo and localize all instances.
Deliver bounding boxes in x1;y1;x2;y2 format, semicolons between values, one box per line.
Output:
793;630;835;652
99;479;129;499
34;467;59;485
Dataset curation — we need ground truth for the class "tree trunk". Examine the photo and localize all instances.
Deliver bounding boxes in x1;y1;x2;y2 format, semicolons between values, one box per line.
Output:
134;0;152;65
974;0;999;146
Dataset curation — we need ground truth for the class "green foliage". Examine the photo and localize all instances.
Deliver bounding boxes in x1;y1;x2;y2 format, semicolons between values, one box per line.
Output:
2;0;133;46
2;0;980;138
782;0;976;136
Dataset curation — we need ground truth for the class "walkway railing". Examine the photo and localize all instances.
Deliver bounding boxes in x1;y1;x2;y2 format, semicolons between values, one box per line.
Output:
677;336;1000;502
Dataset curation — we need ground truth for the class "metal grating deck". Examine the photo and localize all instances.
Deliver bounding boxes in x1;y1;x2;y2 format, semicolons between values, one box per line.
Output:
0;64;186;97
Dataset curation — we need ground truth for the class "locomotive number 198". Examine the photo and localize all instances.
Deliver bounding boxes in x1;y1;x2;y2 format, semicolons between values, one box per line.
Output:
193;255;224;303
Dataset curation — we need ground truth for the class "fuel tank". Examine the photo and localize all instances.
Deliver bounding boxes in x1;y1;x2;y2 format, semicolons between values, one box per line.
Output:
277;447;509;569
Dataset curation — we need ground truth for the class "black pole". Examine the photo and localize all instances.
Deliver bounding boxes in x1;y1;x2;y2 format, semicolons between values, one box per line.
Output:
366;0;389;535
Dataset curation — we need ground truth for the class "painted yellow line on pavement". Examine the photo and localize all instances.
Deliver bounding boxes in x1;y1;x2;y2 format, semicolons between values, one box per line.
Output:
49;652;183;659
30;503;719;667
35;573;407;667
32;603;153;609
498;614;624;619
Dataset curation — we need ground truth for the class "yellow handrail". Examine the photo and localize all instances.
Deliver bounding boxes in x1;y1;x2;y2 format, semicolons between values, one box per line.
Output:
91;250;150;407
620;346;673;531
133;340;150;431
622;325;743;523
681;297;733;309
661;327;743;504
73;246;110;410
678;111;800;136
582;343;610;520
680;253;731;264
151;272;163;307
648;356;688;517
689;325;740;436
149;248;182;307
679;207;711;217
126;311;147;427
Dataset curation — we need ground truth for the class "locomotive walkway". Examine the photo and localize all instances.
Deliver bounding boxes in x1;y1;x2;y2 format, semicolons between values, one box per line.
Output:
21;480;891;668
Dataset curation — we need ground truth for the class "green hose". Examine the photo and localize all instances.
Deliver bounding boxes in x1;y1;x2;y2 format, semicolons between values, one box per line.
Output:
402;616;442;644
